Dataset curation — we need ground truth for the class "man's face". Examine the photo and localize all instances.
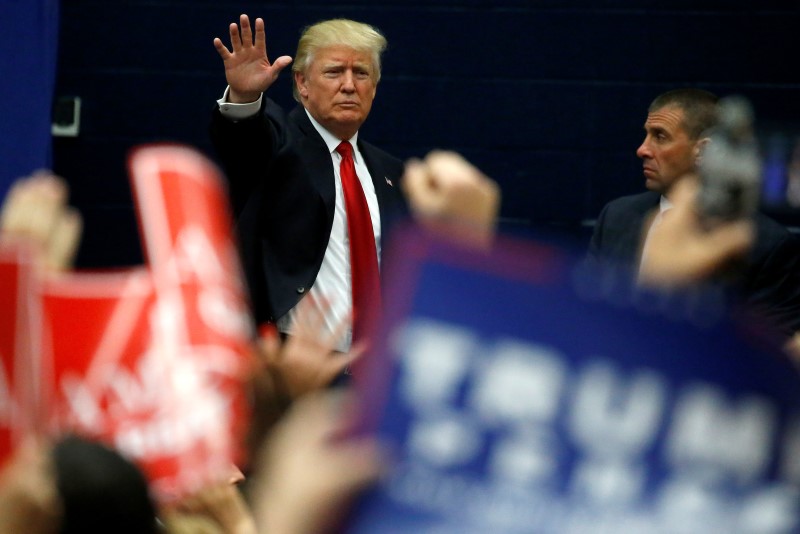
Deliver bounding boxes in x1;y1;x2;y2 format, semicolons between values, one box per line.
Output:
295;45;377;140
636;105;699;195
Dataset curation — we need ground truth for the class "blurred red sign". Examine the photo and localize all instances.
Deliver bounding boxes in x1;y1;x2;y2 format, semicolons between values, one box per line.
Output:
0;145;254;501
0;245;40;467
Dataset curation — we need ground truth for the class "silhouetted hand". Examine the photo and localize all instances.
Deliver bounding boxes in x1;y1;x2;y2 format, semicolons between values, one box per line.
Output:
213;14;293;104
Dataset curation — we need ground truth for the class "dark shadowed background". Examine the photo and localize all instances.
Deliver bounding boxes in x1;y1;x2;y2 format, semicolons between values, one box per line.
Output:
50;0;800;267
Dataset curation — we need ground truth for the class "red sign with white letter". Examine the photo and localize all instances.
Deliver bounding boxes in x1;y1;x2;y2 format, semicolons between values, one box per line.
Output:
0;145;254;502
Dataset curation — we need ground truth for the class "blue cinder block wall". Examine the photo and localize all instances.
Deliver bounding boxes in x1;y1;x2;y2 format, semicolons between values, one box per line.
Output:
52;1;800;267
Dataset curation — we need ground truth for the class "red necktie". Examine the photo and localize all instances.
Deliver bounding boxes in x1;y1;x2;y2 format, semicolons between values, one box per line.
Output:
336;141;381;345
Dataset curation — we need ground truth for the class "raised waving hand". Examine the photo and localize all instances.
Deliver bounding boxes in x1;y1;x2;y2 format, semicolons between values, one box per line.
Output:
213;15;293;103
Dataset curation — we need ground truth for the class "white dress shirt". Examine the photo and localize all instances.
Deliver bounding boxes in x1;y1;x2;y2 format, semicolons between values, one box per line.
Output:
638;195;673;272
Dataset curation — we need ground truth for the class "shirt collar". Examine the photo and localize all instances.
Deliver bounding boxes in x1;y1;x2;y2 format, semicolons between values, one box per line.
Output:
659;195;673;213
304;108;360;160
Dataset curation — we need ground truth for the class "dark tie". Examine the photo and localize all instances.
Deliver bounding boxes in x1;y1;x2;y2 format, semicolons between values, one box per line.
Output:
336;141;381;345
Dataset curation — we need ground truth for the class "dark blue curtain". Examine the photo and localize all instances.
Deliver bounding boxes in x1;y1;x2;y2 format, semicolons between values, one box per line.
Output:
0;0;60;200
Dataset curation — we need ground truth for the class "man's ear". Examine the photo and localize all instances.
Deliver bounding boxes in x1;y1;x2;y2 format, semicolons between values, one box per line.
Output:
694;137;711;163
294;71;308;99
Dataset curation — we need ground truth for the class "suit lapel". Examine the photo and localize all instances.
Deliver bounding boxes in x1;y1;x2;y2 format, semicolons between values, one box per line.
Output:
359;143;389;201
359;140;398;236
290;106;336;219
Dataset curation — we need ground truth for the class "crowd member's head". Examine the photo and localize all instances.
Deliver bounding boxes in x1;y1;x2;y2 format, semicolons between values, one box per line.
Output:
636;88;718;196
53;435;158;534
291;19;387;140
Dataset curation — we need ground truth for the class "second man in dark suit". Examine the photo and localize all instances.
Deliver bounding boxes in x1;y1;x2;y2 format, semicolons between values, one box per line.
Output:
589;88;800;336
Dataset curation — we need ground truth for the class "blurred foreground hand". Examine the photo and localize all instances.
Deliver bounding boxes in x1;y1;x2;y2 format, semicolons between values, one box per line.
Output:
249;392;384;534
637;177;754;287
0;171;82;271
258;295;362;399
163;477;257;534
786;333;800;363
0;439;62;534
403;151;500;248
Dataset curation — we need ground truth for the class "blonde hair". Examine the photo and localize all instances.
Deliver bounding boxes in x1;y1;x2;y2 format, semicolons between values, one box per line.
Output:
292;19;387;101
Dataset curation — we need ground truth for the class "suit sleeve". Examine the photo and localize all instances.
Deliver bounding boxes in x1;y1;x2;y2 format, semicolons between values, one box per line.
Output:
209;98;286;216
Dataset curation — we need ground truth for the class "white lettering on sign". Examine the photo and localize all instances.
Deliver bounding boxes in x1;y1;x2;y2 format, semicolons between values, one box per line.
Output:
408;414;482;468
489;427;560;486
569;361;666;459
164;227;226;285
469;340;567;424
386;318;800;531
61;373;104;429
570;457;646;507
393;321;474;410
199;287;251;340
737;484;800;533
162;226;251;340
105;351;164;415
59;303;239;457
666;384;775;484
114;391;230;459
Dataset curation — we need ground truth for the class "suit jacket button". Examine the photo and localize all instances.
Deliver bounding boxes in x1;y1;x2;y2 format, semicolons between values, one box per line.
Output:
296;286;305;294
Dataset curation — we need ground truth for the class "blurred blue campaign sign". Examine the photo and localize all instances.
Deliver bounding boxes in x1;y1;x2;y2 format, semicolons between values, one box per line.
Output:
348;227;800;534
0;0;59;201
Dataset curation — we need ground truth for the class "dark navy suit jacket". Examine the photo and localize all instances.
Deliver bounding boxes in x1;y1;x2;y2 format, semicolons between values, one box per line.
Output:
210;98;407;325
589;191;800;335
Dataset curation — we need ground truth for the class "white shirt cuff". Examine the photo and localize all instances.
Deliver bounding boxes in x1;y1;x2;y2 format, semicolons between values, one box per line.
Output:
216;86;262;120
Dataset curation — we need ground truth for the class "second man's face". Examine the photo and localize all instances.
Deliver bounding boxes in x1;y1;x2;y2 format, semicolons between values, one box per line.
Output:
636;106;699;195
295;45;377;140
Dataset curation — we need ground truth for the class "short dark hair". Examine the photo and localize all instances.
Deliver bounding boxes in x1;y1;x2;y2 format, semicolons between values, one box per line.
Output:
53;435;158;534
649;88;719;139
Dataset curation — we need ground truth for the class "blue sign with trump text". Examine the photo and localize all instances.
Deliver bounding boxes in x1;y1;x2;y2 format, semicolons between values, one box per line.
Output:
348;227;800;534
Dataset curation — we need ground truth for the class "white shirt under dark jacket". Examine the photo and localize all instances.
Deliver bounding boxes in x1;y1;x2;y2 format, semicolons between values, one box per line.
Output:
218;88;381;351
637;195;673;275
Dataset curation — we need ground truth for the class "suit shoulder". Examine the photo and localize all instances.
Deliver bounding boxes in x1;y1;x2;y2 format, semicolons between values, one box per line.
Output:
358;139;404;177
594;191;659;229
358;139;401;164
600;191;660;214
